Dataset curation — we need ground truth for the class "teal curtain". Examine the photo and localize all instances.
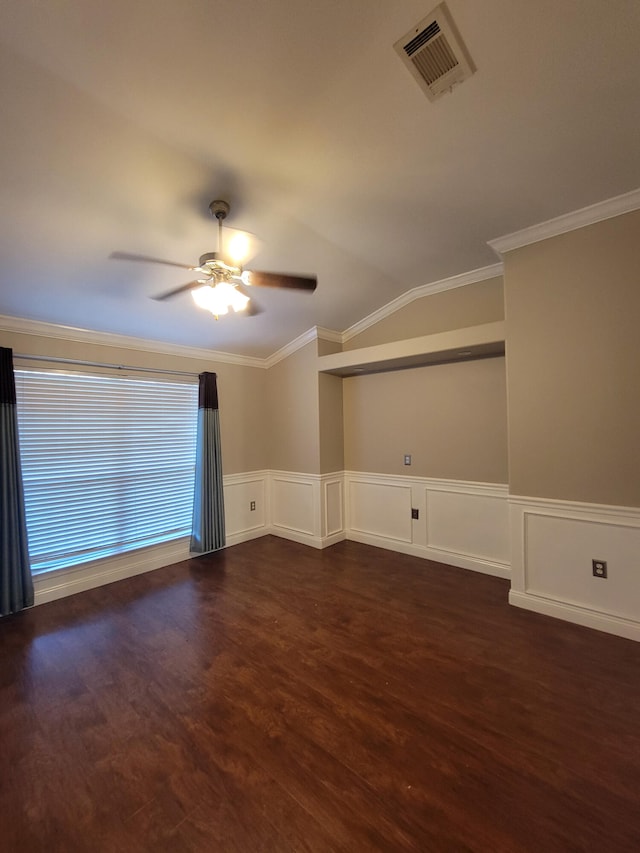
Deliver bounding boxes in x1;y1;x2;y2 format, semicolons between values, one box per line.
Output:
1;347;34;616
190;372;225;554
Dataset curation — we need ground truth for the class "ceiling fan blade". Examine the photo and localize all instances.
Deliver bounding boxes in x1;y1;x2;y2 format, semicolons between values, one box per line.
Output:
151;280;205;301
245;270;317;292
110;251;196;271
246;299;263;316
234;282;262;315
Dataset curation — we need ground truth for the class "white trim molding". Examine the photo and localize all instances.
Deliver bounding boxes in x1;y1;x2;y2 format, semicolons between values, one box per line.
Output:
342;263;504;343
268;470;346;548
30;468;640;645
31;469;513;609
345;472;510;578
264;326;344;368
29;468;516;612
223;470;270;546
0;313;266;368
489;187;640;256
509;494;640;642
34;537;192;605
1;312;344;371
315;326;344;345
263;327;320;368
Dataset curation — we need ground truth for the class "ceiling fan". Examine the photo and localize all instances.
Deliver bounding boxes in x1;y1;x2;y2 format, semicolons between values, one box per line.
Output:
111;200;317;318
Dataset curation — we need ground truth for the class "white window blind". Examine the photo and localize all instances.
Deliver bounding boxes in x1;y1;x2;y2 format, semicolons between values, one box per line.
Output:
15;369;198;575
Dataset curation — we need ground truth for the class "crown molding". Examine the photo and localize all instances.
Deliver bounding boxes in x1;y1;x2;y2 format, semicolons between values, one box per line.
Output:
342;263;503;343
0;314;266;368
263;326;319;368
488;187;640;256
315;326;343;344
0;312;336;370
262;326;343;368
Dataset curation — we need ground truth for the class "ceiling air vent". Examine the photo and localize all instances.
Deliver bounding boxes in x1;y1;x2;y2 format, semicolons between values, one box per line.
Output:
394;2;475;102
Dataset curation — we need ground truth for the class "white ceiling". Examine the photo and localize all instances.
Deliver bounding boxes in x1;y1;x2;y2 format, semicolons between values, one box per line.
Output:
1;0;639;358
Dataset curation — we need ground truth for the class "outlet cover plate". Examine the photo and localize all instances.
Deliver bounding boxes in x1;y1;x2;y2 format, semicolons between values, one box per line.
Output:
592;559;607;578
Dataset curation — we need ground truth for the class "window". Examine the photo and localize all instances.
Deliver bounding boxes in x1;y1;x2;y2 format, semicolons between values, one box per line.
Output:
15;370;198;574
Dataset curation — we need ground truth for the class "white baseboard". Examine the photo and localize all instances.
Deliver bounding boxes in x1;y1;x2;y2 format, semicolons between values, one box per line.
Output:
346;530;510;578
268;525;346;550
34;538;191;605
225;527;268;547
509;590;640;643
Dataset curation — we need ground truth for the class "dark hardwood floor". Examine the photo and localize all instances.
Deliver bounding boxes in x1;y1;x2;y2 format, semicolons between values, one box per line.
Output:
1;537;639;852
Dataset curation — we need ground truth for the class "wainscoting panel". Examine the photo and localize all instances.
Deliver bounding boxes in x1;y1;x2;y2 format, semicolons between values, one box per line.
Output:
425;486;510;567
268;472;345;549
345;473;509;577
223;471;268;545
270;473;317;541
347;478;413;544
33;471;513;608
323;477;345;541
510;496;640;641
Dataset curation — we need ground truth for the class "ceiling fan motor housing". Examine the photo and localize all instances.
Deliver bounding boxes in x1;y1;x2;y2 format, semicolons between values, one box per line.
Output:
199;251;222;266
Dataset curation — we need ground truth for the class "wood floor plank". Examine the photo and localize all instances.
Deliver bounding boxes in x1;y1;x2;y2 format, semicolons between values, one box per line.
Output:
1;536;639;851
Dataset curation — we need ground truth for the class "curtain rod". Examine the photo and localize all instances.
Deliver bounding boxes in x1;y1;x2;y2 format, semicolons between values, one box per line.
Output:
13;353;199;378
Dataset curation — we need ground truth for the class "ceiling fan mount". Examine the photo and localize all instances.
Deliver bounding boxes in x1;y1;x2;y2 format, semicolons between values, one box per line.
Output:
110;199;317;319
208;199;230;222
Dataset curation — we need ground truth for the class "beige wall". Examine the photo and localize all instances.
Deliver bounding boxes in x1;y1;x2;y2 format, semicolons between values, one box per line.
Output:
318;372;344;473
344;356;508;483
504;209;640;506
1;329;268;475
317;337;344;474
344;277;504;350
266;339;321;474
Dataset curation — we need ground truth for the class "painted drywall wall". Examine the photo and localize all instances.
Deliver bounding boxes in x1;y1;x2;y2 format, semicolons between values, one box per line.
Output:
1;328;268;475
318;371;343;473
317;337;344;474
343;356;508;483
266;339;321;474
503;209;640;507
344;277;504;350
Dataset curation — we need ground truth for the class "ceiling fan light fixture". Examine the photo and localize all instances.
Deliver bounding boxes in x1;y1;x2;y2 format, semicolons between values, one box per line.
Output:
113;199;317;313
224;231;252;265
191;282;249;316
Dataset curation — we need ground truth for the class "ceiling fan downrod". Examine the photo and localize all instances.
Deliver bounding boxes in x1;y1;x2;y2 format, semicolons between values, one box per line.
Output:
198;200;237;270
209;200;230;255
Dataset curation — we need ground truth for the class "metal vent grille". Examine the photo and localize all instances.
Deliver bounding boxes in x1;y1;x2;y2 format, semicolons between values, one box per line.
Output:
394;3;475;102
403;21;440;56
409;32;458;86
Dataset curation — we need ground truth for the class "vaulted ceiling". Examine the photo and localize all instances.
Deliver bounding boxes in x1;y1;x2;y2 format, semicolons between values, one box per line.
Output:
1;0;639;357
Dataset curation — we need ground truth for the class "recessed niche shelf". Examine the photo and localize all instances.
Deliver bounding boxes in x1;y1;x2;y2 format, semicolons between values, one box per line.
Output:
317;321;505;377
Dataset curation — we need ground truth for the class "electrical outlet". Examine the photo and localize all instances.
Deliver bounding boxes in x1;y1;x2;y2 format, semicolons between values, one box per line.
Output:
250;501;256;511
592;559;607;578
411;508;419;520
404;454;412;466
